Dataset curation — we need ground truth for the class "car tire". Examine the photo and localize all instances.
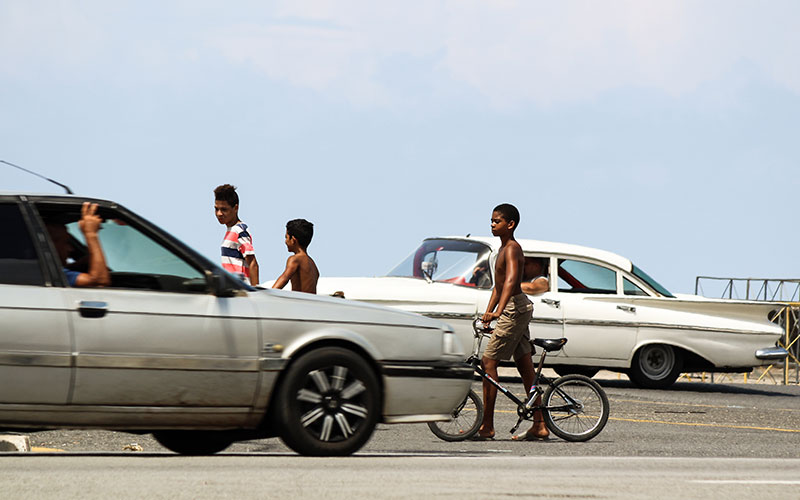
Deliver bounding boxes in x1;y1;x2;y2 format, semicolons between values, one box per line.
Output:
628;344;683;389
277;347;380;456
153;431;234;455
553;366;599;378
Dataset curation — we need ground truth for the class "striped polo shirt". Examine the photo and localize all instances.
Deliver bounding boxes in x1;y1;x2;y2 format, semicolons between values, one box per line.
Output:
221;222;255;284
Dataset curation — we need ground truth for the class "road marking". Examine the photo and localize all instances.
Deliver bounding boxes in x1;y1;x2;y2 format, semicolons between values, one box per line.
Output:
495;407;800;432
610;398;800;413
609;416;800;433
30;447;65;452
693;480;800;485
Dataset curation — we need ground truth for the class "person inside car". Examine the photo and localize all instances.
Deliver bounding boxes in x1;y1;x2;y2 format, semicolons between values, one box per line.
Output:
469;259;492;288
521;257;549;295
46;202;111;287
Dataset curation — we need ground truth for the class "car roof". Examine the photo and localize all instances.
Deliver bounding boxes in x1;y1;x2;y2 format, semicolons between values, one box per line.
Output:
0;192;114;204
437;235;633;272
0;191;73;197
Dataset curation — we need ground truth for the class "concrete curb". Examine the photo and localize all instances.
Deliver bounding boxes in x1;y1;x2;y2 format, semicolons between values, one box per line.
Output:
0;434;31;452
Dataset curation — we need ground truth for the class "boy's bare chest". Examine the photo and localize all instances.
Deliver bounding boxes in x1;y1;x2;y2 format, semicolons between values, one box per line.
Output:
494;253;508;279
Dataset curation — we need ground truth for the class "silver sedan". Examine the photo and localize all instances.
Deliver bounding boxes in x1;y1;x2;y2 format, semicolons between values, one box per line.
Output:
0;193;472;456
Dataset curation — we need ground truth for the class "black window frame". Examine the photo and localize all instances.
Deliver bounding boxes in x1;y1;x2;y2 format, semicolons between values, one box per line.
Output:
0;200;49;286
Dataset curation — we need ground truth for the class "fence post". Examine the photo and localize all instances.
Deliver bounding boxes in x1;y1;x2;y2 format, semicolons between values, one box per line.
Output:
785;306;790;386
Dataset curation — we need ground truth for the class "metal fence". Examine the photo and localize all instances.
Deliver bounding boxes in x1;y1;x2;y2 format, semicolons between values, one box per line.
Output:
695;276;800;303
694;276;799;385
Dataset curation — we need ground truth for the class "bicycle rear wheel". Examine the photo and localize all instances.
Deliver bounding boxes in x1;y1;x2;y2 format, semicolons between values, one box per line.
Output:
427;389;483;442
542;374;609;442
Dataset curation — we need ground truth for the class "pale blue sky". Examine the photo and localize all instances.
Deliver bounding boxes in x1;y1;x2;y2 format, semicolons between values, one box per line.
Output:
2;1;799;294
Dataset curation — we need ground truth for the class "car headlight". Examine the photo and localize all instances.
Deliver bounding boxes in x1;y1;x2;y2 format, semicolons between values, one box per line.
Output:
442;327;464;356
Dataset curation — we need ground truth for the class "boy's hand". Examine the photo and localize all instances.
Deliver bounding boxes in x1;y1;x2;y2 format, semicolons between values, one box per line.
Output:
482;311;500;324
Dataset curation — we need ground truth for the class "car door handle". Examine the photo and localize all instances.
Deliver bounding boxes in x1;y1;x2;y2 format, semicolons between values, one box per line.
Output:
78;301;108;318
541;298;560;308
617;305;636;313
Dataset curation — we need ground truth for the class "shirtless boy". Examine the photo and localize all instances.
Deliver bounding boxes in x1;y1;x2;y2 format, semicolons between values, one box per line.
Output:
477;203;549;441
272;219;319;294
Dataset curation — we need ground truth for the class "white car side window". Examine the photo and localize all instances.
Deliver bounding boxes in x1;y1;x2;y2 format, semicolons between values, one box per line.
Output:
557;259;616;294
623;277;649;296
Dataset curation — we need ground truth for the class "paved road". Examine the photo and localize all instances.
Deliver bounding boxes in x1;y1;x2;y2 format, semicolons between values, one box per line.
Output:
23;378;800;458
4;379;799;499
3;455;800;499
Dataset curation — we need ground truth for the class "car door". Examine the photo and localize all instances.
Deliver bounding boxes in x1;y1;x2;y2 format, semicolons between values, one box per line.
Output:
474;254;566;360
555;258;637;363
0;201;71;408
37;202;260;424
525;257;564;359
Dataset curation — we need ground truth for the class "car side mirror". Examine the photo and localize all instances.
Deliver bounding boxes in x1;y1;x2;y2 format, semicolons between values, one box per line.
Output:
421;260;437;282
206;270;236;298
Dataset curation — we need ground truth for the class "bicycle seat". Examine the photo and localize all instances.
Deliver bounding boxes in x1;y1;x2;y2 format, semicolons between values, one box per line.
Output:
532;338;568;352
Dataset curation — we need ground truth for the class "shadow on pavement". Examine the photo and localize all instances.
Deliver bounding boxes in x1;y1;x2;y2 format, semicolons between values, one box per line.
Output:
597;378;799;397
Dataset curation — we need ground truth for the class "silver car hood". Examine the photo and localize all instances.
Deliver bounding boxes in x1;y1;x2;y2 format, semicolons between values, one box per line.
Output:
248;285;448;331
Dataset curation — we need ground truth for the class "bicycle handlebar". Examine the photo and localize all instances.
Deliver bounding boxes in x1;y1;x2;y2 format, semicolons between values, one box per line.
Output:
472;317;493;338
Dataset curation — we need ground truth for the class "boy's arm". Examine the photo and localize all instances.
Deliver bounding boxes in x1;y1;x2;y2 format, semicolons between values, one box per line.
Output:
484;245;521;322
482;287;500;324
246;255;259;286
272;256;298;290
236;228;257;285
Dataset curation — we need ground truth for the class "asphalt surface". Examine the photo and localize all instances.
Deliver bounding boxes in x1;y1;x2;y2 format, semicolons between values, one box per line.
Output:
18;376;800;458
4;376;799;499
4;455;800;500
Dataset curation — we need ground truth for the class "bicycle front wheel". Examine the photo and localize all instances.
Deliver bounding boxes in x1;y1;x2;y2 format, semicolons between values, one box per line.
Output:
427;389;483;442
542;374;609;442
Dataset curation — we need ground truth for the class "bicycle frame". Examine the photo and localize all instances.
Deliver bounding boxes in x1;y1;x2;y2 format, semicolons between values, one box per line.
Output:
468;320;582;432
428;318;609;442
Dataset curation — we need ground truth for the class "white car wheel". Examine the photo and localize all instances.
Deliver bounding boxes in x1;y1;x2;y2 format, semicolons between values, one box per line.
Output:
629;344;683;389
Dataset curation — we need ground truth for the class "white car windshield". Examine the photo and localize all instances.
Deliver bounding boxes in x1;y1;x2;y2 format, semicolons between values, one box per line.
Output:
386;239;493;289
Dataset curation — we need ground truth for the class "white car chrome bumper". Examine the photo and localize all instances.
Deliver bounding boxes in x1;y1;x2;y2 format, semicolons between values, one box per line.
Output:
755;347;789;360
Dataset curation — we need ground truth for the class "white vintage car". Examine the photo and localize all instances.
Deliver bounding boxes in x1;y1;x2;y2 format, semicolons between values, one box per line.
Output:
318;236;788;389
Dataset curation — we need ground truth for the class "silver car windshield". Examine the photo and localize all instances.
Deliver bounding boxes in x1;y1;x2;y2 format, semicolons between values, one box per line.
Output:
386;239;493;289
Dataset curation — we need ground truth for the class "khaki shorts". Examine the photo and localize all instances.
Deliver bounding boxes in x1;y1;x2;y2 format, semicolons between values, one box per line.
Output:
484;294;534;361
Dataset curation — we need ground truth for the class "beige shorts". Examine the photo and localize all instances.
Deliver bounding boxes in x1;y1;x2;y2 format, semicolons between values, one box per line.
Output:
484;294;534;361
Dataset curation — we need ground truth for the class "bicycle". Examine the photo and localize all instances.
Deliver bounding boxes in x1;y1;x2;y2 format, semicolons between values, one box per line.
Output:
428;318;610;442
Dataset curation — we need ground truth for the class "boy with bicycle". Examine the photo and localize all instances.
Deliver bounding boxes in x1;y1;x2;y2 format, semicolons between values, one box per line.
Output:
477;203;549;441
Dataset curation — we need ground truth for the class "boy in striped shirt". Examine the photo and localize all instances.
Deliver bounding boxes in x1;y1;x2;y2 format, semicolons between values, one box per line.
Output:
214;184;259;285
